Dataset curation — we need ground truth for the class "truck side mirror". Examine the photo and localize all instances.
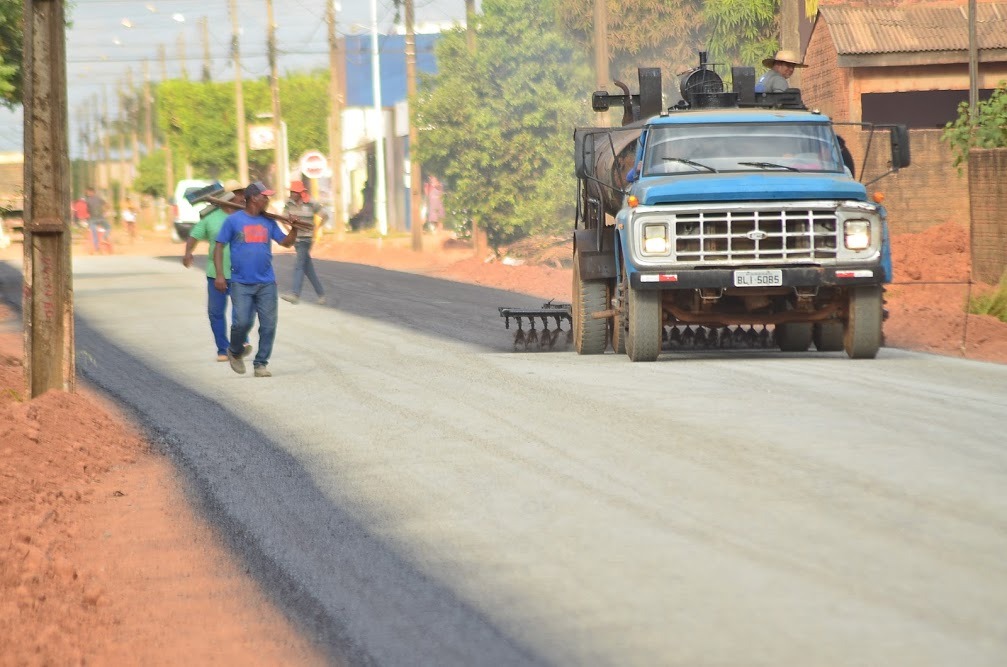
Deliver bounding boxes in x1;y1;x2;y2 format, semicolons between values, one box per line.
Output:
890;124;911;170
574;129;596;180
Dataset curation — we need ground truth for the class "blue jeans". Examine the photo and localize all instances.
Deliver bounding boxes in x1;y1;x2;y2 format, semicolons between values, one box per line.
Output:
229;282;278;368
291;238;324;297
88;220;110;251
207;277;238;355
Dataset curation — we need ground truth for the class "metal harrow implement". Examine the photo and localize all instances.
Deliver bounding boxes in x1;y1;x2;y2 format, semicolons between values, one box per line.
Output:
499;301;573;352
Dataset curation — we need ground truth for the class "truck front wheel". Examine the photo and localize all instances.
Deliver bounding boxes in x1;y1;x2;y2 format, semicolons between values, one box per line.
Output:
626;284;662;362
572;250;608;355
844;285;883;359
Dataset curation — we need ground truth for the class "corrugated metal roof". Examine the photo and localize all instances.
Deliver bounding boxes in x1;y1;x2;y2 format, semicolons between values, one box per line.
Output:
820;3;1007;55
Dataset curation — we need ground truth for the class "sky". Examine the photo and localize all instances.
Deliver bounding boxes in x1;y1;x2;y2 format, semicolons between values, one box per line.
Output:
2;0;478;155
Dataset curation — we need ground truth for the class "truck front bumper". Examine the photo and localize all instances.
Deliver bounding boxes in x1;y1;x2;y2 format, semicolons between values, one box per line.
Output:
629;264;885;290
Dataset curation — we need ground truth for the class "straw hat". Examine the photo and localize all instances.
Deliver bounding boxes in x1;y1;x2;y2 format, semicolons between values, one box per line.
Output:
223;179;243;192
762;49;808;69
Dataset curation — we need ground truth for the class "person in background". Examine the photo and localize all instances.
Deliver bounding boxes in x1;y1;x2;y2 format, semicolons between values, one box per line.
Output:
214;181;303;378
84;186;112;254
72;195;89;233
121;198;138;243
755;49;808;93
423;174;445;232
836;134;856;179
183;180;251;362
281;180;328;305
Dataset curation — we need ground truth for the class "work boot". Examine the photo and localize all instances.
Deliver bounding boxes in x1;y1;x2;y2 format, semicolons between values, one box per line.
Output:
242;342;254;358
253;365;272;378
281;293;299;304
226;348;246;375
316;295;326;305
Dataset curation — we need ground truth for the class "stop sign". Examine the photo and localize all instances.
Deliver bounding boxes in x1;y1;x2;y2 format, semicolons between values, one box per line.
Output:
299;150;328;179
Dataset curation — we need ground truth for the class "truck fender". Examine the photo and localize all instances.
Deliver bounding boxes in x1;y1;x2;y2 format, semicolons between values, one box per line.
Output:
574;228;617;281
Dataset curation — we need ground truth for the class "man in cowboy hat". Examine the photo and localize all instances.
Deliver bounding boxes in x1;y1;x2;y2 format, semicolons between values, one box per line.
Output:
755;49;808;93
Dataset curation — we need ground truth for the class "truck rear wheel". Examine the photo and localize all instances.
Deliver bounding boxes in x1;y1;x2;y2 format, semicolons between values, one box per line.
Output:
626;284;662;362
844;285;883;359
776;323;813;352
572;250;608;355
813;321;845;351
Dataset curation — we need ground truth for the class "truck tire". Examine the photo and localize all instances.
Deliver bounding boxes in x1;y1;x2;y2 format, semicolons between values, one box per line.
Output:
626;284;662;362
813;321;844;352
610;270;626;355
844;285;883;359
573;250;608;355
776;323;813;352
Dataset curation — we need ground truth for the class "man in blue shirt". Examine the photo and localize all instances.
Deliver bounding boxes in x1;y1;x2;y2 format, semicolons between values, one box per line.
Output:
214;181;306;377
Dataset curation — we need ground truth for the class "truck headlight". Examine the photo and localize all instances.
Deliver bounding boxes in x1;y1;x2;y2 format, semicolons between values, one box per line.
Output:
844;220;871;250
643;223;669;254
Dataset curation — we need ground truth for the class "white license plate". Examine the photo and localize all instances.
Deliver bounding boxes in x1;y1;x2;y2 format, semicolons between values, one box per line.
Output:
733;269;783;287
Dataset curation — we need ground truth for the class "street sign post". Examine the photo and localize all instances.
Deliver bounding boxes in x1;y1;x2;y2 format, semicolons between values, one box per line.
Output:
299;150;329;179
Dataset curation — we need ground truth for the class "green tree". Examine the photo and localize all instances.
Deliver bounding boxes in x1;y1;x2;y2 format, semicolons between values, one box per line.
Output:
941;81;1007;173
138;72;330;195
553;0;705;88
0;2;23;106
703;0;779;73
414;0;593;249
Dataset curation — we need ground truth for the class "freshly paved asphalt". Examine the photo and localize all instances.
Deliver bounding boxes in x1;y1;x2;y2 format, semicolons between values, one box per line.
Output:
2;255;1006;667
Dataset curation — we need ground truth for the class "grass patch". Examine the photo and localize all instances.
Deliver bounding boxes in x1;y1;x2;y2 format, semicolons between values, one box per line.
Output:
969;271;1007;322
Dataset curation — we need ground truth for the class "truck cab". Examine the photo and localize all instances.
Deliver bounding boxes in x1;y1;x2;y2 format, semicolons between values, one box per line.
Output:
572;59;909;361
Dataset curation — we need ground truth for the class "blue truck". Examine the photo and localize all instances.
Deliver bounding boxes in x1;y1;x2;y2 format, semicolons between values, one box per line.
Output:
569;56;909;361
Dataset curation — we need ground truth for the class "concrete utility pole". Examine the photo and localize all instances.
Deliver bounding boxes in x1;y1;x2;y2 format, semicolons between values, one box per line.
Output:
266;0;285;190
405;0;422;251
593;0;610;128
231;0;249;183
160;44;175;198
101;86;111;188
327;0;345;236
117;84;128;199
23;0;75;396
464;0;482;254
143;59;155;156
201;16;212;83
370;0;388;236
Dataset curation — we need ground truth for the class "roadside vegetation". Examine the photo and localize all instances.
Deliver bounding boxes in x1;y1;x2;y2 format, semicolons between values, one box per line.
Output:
942;81;1007;173
969;272;1007;323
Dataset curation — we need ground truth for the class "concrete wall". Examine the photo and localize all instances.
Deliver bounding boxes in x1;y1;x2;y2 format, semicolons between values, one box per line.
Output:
968;148;1007;283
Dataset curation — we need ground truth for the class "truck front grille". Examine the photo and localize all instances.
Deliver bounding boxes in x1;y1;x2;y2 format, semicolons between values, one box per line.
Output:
673;208;838;263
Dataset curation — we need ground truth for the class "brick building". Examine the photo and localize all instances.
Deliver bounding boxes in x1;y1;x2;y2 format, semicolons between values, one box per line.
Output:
795;1;1007;280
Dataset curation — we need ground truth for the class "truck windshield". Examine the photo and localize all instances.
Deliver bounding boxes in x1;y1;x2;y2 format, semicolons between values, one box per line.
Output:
642;122;844;176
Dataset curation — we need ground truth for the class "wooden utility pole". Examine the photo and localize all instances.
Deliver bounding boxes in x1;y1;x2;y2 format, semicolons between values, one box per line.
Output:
465;0;476;53
968;0;978;125
231;0;249;183
178;31;188;81
326;0;345;236
781;0;802;87
160;45;175;198
143;59;155;155
593;0;610;127
23;0;74;396
405;0;422;251
126;67;141;170
201;16;212;83
117;84;128;199
100;86;111;189
266;0;284;190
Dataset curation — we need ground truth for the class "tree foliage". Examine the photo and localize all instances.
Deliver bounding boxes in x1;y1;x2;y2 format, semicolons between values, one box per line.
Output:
0;2;22;107
553;0;705;90
414;0;593;250
942;82;1007;173
141;72;330;195
703;0;779;73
